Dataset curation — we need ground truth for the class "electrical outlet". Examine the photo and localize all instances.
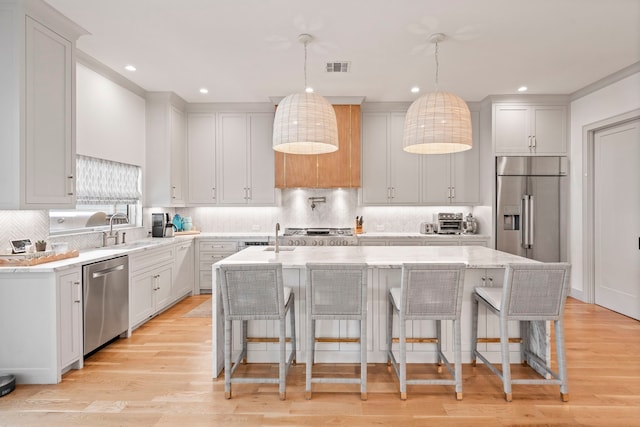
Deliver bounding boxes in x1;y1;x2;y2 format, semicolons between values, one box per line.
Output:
376;224;385;231
251;225;261;231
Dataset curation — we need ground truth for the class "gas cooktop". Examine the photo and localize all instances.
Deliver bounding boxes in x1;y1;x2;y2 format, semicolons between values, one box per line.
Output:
282;227;354;237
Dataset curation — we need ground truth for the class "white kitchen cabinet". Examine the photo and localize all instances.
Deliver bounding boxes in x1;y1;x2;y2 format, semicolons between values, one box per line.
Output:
58;268;83;373
196;240;239;293
0;3;86;209
218;112;275;205
173;240;194;299
187;112;217;205
361;112;420;205
422;111;480;205
145;92;187;207
129;246;175;328
493;104;567;155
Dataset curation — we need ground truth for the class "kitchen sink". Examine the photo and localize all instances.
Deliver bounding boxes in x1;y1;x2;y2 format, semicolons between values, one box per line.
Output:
263;246;296;252
97;240;156;251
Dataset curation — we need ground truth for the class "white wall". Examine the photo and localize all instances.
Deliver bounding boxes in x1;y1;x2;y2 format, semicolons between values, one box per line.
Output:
76;63;146;166
569;72;640;297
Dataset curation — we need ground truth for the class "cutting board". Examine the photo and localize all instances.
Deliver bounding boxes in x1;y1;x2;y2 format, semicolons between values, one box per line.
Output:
175;230;201;236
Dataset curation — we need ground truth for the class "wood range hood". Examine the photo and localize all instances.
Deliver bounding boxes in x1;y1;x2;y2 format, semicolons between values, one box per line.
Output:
275;105;361;188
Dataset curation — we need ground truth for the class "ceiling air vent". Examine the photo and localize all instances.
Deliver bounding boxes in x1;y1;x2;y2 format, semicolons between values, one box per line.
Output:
326;61;351;73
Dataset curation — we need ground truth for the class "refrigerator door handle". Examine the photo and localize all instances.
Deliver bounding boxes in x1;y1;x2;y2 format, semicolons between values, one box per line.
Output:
521;195;532;249
529;195;534;248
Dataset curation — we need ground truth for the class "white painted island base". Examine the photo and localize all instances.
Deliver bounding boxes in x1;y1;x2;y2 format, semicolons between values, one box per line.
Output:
211;246;549;378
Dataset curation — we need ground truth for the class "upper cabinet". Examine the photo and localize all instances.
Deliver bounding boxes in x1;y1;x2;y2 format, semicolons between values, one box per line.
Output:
493;103;567;155
361;112;420;204
422;111;480;205
186;112;217;205
0;1;87;209
218;112;275;205
145;92;187;207
186;109;276;206
275;105;361;188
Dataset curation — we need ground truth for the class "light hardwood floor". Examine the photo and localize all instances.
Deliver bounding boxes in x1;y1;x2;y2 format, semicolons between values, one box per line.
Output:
1;296;639;426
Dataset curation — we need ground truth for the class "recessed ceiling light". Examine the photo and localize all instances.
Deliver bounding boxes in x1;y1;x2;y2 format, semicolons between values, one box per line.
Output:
305;87;314;93
411;86;420;94
199;88;209;94
517;86;528;92
125;65;136;72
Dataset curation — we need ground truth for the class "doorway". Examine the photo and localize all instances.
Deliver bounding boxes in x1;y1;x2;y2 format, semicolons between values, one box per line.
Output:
590;117;640;320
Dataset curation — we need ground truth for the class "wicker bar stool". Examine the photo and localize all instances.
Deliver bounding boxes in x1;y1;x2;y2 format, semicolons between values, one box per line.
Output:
218;263;296;400
305;263;368;400
387;263;466;400
471;262;571;402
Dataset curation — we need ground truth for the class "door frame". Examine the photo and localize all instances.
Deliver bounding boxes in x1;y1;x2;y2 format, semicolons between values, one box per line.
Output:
582;108;640;303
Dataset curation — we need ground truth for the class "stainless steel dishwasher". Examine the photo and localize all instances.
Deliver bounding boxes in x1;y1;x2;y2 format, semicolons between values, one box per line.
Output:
82;255;129;356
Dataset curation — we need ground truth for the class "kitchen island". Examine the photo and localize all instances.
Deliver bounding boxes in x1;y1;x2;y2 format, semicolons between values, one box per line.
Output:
211;245;546;378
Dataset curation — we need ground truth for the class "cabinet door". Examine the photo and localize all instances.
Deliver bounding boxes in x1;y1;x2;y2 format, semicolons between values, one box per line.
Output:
219;113;248;204
248;113;276;204
154;264;174;311
187;113;217;204
422;154;451;204
361;113;391;204
493;105;530;154
130;271;155;326
174;242;194;298
170;105;186;204
451;110;480;204
25;17;75;207
531;106;567;155
389;113;420;204
58;269;82;369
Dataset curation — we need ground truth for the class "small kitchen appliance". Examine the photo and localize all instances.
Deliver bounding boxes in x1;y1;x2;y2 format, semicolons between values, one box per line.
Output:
164;213;176;237
435;213;464;234
419;222;435;234
463;213;478;234
152;213;165;237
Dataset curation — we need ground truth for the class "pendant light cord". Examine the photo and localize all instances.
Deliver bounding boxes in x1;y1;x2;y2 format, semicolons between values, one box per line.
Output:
434;40;440;91
303;39;308;91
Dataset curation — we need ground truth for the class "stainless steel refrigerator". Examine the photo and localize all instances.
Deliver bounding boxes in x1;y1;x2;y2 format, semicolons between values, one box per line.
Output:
496;156;567;262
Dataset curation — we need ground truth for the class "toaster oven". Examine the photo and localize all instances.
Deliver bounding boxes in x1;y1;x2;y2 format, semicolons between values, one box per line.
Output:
435;213;464;234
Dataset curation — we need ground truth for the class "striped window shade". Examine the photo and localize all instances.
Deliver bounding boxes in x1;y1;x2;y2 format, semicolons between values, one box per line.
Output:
76;155;141;204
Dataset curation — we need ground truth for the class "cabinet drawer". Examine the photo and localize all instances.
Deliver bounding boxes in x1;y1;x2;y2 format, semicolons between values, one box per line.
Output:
199;270;213;290
130;247;175;273
199;241;238;252
199;252;235;270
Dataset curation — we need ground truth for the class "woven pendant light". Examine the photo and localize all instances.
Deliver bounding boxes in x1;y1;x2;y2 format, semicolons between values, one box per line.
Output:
403;33;472;154
273;34;338;155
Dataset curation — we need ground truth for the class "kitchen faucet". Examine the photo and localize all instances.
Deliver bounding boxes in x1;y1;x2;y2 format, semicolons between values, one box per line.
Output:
275;222;280;253
103;212;129;247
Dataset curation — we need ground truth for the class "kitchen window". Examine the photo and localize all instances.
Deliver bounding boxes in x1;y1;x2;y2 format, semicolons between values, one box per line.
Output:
49;155;142;234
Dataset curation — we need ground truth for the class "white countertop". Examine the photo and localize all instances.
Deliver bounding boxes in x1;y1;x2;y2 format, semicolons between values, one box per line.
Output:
214;245;536;269
0;236;195;273
357;232;489;239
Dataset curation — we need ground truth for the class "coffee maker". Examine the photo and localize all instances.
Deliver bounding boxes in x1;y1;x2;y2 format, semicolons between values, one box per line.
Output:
152;213;165;237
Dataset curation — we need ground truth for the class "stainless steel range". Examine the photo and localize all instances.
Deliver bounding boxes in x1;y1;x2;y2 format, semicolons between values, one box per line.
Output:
279;227;358;246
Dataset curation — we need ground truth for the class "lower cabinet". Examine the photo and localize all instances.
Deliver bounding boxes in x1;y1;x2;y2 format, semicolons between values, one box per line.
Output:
58;267;83;373
196;239;238;293
173;240;194;299
129;246;175;329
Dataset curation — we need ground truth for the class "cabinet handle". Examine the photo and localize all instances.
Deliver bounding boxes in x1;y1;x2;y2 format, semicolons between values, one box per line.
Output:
171;186;176;199
67;175;74;196
247;187;251;200
73;281;81;303
212;187;216;200
391;187;395;199
532;135;536;150
451;186;455;200
481;277;486;282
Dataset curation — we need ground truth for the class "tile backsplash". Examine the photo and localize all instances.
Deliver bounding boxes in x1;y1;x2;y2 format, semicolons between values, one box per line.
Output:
0;189;491;253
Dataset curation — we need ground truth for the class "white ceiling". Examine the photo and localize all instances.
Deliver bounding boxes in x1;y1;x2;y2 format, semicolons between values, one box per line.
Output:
45;0;640;104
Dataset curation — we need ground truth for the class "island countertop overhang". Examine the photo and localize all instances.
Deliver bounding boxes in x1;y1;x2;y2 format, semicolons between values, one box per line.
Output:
213;245;539;270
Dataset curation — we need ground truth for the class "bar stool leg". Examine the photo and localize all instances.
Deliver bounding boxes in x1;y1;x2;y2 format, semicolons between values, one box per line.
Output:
360;319;367;401
453;318;463;401
224;318;232;399
500;315;513;402
387;297;393;371
555;319;570;402
241;320;248;364
470;294;479;367
436;319;443;373
399;317;407;400
305;318;314;400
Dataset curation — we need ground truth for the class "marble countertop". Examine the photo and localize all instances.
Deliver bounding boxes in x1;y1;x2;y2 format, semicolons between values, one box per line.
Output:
357;232;490;239
214;245;537;269
0;236;195;274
